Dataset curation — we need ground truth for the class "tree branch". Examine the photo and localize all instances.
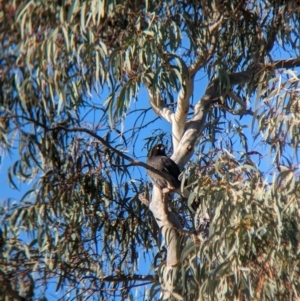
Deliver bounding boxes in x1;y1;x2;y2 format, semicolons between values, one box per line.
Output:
11;121;176;189
172;75;193;149
51;126;182;186
145;57;300;268
172;57;300;168
189;17;223;76
146;84;174;123
101;274;156;282
274;57;300;69
214;104;254;116
173;66;261;168
171;19;223;153
227;91;247;109
149;187;183;266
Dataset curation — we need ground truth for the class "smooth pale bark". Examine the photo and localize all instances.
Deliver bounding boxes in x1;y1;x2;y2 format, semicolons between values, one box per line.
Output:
146;57;300;267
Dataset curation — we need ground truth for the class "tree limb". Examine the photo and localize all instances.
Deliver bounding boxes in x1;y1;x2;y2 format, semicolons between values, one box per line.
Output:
101;274;156;282
146;84;174;123
147;57;300;267
149;187;183;266
171;18;223;151
173;66;261;168
12;116;186;212
227;91;247;109
24;123;179;188
172;75;193;149
189;17;222;76
274;57;300;69
173;57;300;168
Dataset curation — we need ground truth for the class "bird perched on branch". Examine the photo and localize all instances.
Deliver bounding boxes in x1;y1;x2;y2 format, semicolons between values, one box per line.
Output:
146;144;182;193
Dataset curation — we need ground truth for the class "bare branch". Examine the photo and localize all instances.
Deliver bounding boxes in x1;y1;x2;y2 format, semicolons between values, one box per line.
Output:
101;274;156;283
172;99;211;169
146;84;174;123
36;125;178;187
227;91;247;109
203;67;260;101
274;57;300;69
209;17;224;34
173;67;261;168
173;76;194;149
214;104;254;116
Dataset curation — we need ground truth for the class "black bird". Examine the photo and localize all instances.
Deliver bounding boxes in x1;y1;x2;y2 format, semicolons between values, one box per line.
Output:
146;144;181;192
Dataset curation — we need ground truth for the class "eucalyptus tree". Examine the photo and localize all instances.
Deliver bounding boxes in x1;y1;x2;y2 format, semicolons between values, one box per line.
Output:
0;0;300;300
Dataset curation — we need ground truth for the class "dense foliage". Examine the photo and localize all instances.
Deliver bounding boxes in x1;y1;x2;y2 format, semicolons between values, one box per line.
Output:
0;0;300;300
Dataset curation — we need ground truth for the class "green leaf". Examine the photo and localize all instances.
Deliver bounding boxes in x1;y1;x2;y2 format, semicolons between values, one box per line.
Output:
8;167;19;190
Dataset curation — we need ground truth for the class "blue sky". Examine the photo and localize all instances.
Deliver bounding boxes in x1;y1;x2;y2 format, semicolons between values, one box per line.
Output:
0;70;210;300
1;39;299;299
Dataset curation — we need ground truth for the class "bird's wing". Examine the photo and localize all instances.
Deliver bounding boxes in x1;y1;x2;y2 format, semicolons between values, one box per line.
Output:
160;156;181;179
